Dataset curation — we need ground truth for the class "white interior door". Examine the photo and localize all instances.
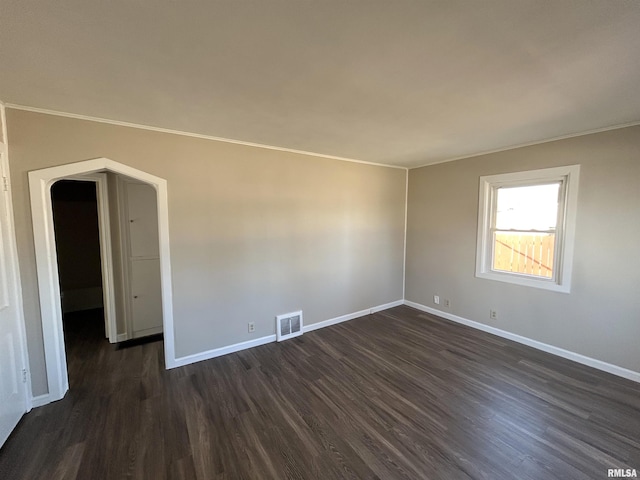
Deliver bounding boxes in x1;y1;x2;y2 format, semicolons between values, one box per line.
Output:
124;182;162;338
127;182;160;258
130;258;163;336
0;149;28;447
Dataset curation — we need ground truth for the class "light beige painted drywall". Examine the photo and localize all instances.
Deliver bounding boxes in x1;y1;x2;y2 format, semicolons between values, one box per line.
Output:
7;109;406;396
406;125;640;373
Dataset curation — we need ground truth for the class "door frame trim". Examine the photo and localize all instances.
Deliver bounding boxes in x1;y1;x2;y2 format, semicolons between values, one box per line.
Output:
29;158;176;402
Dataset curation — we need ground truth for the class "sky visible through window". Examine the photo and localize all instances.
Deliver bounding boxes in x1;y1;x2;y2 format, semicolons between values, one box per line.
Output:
495;183;560;231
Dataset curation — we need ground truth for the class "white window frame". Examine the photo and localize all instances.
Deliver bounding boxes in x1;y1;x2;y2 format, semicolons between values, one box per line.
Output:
475;165;580;293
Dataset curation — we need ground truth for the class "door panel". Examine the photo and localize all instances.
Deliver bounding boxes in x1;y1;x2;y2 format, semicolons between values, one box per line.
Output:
130;258;163;337
0;199;8;309
123;181;162;339
126;183;159;258
0;150;27;447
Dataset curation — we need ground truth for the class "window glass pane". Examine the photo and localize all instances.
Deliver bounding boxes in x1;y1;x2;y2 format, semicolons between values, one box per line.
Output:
476;165;579;292
493;232;555;278
495;183;560;231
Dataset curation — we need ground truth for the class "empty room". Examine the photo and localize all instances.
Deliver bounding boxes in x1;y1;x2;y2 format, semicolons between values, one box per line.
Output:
0;1;639;479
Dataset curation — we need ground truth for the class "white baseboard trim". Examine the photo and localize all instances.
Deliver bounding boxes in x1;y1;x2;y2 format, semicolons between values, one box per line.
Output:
173;299;404;368
132;326;163;339
404;300;640;383
116;333;129;343
370;299;405;314
31;393;52;409
173;335;277;368
304;299;404;333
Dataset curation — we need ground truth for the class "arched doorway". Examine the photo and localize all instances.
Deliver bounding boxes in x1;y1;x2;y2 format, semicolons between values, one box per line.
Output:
29;158;176;403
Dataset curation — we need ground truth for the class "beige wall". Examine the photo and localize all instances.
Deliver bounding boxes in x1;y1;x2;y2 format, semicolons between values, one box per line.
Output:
7;109;406;396
406;125;640;373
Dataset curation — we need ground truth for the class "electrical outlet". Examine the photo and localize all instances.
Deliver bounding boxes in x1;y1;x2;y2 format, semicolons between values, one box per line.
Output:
444;299;451;308
490;310;498;320
434;295;440;305
248;322;255;333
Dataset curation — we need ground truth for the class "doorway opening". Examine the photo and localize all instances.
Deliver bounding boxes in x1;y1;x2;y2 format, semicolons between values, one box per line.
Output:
29;158;176;404
50;175;164;388
51;179;109;387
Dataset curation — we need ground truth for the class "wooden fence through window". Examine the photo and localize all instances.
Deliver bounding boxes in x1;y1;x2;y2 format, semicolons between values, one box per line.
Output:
493;233;554;278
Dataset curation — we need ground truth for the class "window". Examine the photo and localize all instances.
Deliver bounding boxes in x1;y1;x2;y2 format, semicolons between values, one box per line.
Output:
475;165;580;293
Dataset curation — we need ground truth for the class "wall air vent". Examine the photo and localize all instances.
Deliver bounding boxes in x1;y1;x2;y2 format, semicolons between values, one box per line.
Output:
276;310;303;342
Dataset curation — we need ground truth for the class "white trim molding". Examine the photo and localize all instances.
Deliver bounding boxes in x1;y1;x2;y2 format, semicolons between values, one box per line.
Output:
172;300;404;369
8;104;640;172
475;165;580;293
371;299;405;314
404;300;640;383
6;104;407;171
409;120;640;169
173;335;277;369
30;394;52;409
305;300;404;333
29;158;176;403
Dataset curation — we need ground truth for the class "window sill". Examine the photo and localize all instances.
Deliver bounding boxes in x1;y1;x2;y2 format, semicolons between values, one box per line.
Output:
475;270;571;293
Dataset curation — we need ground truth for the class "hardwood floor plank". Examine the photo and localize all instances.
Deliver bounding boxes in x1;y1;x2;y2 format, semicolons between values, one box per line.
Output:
50;442;85;480
1;305;639;479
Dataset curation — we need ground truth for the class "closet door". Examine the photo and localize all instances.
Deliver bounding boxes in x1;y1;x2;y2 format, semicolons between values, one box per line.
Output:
125;182;162;338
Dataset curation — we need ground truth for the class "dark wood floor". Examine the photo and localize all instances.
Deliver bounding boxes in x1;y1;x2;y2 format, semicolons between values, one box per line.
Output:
1;306;639;479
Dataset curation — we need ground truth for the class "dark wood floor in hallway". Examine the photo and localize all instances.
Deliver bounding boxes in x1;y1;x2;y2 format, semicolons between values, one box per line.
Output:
1;305;639;479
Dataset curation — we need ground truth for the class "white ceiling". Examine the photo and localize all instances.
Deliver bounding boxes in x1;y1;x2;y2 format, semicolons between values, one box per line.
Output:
1;1;639;168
